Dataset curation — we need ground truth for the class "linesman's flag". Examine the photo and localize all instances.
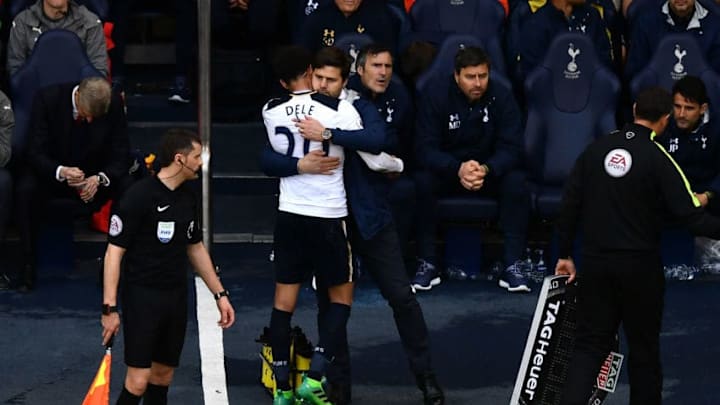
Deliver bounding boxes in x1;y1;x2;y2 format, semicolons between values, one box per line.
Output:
82;339;113;405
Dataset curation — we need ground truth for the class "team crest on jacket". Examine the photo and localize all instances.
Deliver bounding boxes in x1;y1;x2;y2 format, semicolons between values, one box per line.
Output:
157;221;175;243
322;29;335;46
305;0;319;15
604;148;632;178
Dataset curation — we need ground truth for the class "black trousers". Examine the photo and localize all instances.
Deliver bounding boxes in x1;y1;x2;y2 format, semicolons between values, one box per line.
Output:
0;168;11;242
414;168;529;266
14;168;132;280
561;252;664;405
316;217;433;385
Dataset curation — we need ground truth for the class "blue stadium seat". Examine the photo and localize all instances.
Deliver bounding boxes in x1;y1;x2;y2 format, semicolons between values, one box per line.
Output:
505;1;532;84
386;3;413;53
410;0;506;76
10;29;104;160
415;34;510;95
334;33;375;76
630;33;720;113
10;0;109;20
410;0;505;44
699;0;720;15
524;33;619;218
624;0;661;26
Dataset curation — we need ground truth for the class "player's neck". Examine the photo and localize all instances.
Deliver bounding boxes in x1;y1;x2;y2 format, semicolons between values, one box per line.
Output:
157;167;186;190
290;87;313;94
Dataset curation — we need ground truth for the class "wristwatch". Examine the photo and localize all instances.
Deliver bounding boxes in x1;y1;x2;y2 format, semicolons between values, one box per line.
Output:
213;290;230;300
321;128;333;141
97;172;110;187
102;304;118;315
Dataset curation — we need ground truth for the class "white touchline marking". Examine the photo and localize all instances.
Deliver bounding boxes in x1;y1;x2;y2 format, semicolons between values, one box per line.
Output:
196;276;229;405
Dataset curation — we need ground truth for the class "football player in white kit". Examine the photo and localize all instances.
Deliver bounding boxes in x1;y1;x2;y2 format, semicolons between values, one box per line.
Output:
262;45;390;405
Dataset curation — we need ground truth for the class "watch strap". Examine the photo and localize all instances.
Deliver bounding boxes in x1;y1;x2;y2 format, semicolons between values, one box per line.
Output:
102;304;118;315
213;290;230;300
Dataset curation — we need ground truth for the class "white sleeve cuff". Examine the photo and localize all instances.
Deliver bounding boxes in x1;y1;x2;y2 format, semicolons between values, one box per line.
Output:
56;166;65;182
356;151;404;173
98;172;110;187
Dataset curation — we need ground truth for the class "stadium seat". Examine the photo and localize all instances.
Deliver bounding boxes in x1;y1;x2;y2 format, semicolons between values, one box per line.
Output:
334;33;375;76
415;34;510;95
386;3;413;53
505;1;532;84
410;0;506;76
524;33;619;218
630;33;720;114
10;29;104;160
409;0;505;44
10;0;109;20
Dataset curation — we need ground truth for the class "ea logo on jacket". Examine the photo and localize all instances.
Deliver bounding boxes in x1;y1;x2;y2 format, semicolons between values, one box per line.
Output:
604;148;633;178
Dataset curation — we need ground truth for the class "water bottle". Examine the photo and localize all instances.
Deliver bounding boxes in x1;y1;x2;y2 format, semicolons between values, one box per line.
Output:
533;248;548;282
524;247;534;273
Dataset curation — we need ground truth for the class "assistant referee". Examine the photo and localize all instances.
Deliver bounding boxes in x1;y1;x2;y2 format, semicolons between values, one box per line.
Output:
101;129;235;405
555;87;720;405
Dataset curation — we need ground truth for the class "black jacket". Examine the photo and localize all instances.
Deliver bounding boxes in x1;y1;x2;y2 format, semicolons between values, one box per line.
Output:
28;82;129;184
557;122;720;258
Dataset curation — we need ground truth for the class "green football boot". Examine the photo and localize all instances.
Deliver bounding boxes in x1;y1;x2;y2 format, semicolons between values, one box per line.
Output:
296;375;332;404
273;389;297;405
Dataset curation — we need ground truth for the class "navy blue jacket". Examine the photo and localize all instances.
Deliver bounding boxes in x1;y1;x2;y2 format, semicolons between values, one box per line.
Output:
656;117;720;194
625;2;720;80
415;76;524;179
296;0;398;53
519;3;611;80
347;75;415;168
260;96;394;240
286;0;333;37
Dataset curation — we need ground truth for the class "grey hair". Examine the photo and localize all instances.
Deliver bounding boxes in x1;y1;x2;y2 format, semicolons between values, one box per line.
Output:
77;77;111;117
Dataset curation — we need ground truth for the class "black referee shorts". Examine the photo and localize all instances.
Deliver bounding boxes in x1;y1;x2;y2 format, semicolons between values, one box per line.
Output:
273;211;354;286
122;284;188;368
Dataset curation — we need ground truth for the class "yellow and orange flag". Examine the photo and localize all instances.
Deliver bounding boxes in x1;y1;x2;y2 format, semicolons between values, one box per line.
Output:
82;346;112;405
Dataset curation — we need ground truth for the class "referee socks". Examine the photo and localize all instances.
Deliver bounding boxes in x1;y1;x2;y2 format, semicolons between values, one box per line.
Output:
143;383;169;405
116;386;141;405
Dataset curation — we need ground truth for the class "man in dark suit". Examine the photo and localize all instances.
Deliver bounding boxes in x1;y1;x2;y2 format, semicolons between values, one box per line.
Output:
14;76;131;291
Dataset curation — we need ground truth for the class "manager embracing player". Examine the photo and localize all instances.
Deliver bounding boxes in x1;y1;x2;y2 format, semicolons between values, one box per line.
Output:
100;129;235;405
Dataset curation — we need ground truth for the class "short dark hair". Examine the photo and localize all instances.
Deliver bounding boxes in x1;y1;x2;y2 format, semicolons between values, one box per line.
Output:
313;46;351;80
634;87;673;122
454;46;491;74
672;76;708;105
271;45;313;83
356;43;393;71
157;129;202;168
400;40;437;84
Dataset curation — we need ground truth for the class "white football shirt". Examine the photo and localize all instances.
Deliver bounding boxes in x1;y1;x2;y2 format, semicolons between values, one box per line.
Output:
263;90;362;218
